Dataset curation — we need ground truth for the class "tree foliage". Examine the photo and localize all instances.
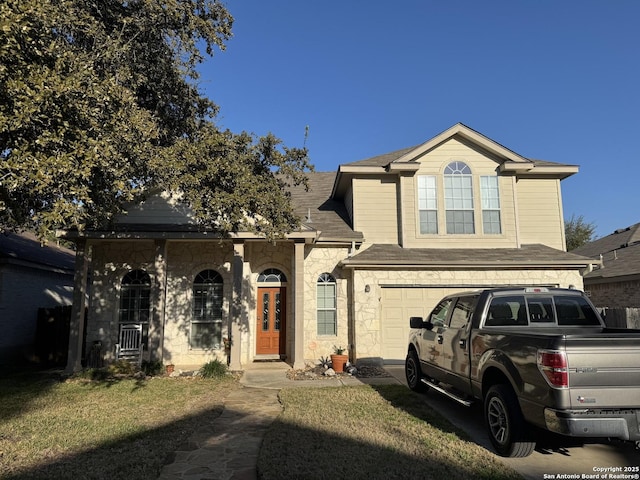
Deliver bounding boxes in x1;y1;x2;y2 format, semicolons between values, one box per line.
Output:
0;0;311;240
565;214;597;251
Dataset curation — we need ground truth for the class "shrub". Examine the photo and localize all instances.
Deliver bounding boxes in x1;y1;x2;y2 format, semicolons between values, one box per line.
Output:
142;360;164;376
108;360;137;376
199;359;228;378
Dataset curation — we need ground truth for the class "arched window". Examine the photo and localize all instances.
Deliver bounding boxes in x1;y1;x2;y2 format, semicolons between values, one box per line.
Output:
257;268;287;283
317;273;336;335
119;270;151;324
191;270;223;349
118;270;151;350
444;161;475;234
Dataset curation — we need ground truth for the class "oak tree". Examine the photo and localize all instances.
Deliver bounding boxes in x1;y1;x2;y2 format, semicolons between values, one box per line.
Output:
0;0;310;240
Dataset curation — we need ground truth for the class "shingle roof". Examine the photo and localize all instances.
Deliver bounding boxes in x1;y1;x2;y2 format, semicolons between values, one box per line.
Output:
288;172;362;242
582;242;640;280
571;223;640;258
0;231;75;271
571;223;640;280
341;243;594;268
341;145;420;167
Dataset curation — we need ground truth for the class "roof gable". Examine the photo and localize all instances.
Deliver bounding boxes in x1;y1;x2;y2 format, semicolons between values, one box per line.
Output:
392;123;529;165
333;123;578;198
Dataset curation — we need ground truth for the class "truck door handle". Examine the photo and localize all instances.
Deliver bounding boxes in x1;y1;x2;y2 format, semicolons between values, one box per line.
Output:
459;339;467;349
437;335;444;344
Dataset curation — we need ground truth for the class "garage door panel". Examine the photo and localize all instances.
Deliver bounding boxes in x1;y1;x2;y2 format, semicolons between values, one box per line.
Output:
381;287;472;364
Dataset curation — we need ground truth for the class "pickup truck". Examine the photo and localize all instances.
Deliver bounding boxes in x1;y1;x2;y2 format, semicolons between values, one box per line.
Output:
405;287;640;457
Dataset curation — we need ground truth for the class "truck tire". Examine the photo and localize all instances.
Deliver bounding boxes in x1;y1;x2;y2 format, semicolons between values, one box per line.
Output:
405;350;427;392
484;384;535;457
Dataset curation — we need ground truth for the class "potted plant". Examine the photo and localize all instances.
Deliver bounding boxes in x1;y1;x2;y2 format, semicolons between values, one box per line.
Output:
330;345;348;373
165;363;175;375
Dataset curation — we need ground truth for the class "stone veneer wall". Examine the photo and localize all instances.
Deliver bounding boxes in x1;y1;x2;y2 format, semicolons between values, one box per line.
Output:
87;240;156;361
163;241;234;367
301;245;350;364
351;268;585;364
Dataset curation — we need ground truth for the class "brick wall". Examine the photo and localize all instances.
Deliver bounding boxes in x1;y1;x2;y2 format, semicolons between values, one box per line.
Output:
584;280;640;309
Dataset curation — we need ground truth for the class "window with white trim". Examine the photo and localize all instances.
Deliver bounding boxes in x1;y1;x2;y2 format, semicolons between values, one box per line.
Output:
191;270;223;349
444;161;474;234
417;175;438;234
317;273;337;335
480;175;502;234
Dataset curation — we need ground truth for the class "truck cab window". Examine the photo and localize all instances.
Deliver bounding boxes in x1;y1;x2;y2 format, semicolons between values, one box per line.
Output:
430;298;453;327
449;296;478;329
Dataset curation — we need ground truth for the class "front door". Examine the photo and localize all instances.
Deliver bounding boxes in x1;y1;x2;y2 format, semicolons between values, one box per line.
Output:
256;287;286;355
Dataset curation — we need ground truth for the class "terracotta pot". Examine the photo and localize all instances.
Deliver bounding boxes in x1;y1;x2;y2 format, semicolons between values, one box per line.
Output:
330;354;348;373
165;364;175;375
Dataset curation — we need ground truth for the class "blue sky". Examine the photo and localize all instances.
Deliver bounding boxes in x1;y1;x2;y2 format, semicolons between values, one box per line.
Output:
198;1;640;239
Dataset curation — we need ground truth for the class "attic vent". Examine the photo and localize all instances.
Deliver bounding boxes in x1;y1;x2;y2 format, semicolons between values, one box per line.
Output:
614;227;631;234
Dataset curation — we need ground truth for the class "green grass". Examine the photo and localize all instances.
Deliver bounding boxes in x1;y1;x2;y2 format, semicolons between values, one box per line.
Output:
0;369;238;480
258;385;522;480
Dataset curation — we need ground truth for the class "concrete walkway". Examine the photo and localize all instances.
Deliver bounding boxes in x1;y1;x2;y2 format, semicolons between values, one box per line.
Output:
157;362;403;480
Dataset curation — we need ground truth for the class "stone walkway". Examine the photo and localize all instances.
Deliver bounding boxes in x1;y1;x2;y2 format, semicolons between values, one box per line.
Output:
157;363;404;480
157;387;282;480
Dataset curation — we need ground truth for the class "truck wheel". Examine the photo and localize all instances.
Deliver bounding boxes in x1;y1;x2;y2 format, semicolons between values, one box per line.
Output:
405;350;427;392
484;384;535;457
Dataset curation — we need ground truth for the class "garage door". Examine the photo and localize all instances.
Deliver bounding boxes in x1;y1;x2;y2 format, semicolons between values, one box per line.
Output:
380;286;472;364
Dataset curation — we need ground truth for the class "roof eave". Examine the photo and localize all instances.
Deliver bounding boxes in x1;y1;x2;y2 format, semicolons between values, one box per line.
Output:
340;259;596;269
500;162;579;179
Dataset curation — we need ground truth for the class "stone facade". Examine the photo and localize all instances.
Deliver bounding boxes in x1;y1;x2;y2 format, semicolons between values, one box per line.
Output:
84;236;588;369
350;268;584;364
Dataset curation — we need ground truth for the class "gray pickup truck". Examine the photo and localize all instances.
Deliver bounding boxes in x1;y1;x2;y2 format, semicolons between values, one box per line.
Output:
405;287;640;457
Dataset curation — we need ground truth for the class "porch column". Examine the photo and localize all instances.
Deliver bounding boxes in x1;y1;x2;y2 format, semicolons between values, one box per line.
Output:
64;239;90;374
151;239;167;362
292;240;305;369
230;241;245;370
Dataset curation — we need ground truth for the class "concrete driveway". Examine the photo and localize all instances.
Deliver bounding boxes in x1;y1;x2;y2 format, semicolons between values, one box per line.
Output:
384;366;640;480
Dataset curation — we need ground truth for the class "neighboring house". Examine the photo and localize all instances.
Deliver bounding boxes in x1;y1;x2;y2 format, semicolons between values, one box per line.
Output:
571;223;640;309
0;231;75;363
63;123;597;370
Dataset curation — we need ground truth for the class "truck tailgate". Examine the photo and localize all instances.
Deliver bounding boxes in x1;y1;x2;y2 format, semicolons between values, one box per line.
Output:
566;332;640;409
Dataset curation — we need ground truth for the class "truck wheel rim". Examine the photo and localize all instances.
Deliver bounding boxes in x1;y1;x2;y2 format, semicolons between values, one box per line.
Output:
406;359;417;386
487;397;509;445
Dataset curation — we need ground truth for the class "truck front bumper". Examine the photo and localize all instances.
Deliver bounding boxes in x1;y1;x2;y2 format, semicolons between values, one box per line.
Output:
544;408;640;441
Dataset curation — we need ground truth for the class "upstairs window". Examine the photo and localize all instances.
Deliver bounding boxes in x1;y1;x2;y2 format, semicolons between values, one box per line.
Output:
481;176;501;234
191;270;223;349
417;175;438;234
317;273;337;335
444;161;474;234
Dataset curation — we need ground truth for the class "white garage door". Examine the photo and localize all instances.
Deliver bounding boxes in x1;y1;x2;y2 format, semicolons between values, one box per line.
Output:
380;286;473;364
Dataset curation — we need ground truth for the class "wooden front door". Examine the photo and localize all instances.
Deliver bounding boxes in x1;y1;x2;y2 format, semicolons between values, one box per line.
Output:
256;287;286;355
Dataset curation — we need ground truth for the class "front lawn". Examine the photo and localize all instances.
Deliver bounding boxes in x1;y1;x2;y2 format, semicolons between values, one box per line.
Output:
0;370;238;480
258;385;521;480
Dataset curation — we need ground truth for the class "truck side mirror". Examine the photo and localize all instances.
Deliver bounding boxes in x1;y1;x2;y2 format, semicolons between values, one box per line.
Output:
409;316;425;329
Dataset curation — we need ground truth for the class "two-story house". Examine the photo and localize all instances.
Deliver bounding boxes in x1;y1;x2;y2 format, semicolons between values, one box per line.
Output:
63;123;597;371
